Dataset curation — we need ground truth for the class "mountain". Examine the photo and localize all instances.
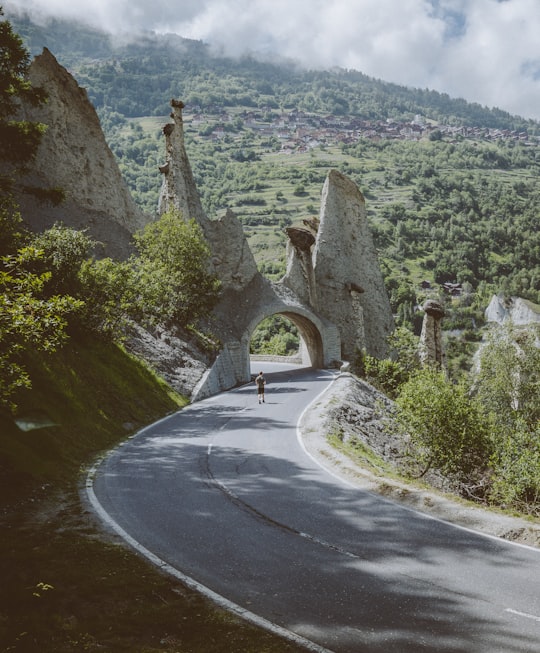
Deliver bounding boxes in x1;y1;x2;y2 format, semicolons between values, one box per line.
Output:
10;12;538;131
8;12;540;342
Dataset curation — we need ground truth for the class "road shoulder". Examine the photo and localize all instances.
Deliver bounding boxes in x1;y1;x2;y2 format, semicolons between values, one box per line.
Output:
299;373;540;550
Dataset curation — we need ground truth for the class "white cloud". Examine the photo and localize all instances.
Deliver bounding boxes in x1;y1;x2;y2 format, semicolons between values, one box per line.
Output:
4;0;540;120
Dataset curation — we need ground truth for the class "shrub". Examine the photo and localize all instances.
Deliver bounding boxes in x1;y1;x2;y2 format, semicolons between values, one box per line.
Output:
395;367;492;491
489;419;540;516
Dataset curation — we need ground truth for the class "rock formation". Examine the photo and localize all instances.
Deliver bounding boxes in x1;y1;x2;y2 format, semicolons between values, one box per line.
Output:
14;48;395;398
282;170;394;361
314;170;393;360
158;99;394;397
485;294;540;326
158;99;259;292
418;299;446;368
16;48;148;258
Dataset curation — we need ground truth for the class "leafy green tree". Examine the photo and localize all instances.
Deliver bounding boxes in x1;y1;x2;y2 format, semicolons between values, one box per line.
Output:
0;7;47;192
0;16;85;410
489;419;540;516
474;323;540;430
77;257;137;337
133;209;221;328
395;367;492;490
30;223;95;296
0;195;27;255
473;323;540;513
361;326;420;398
0;247;82;410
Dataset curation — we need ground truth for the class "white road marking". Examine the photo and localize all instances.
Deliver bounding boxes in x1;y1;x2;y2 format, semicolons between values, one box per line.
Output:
208;444;213;456
505;608;540;623
85;462;336;653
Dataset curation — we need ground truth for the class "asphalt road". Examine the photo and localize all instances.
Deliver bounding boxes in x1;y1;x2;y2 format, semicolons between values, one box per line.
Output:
88;363;540;653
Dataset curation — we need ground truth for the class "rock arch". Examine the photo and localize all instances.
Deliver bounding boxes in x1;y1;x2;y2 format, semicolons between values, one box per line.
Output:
192;281;341;400
244;309;330;371
159;99;394;400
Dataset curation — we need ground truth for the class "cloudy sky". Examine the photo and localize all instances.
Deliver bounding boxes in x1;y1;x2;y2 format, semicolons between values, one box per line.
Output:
5;0;540;121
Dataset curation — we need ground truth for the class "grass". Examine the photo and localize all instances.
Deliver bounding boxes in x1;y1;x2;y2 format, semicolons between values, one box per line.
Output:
0;335;306;653
327;430;393;476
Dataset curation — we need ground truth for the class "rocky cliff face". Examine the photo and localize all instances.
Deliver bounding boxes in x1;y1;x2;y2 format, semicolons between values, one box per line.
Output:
485;295;540;326
17;48;148;258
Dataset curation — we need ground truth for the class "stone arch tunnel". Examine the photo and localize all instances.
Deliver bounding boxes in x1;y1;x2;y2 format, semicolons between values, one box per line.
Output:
158;99;394;401
192;284;342;401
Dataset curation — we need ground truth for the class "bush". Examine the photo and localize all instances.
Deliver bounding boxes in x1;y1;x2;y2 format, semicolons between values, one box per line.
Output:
360;327;420;397
77;258;137;337
0;247;82;410
132;210;221;328
395;368;492;491
489;419;540;516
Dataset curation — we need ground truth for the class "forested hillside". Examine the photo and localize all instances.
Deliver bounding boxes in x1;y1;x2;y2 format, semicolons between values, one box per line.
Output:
10;13;540;335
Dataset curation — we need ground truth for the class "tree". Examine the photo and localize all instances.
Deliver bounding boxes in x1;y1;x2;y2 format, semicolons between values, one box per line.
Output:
0;7;47;192
30;224;95;297
0;247;82;410
474;323;540;431
489;419;540;516
0;16;83;411
77;257;137;338
395;367;492;492
473;322;540;513
132;209;221;328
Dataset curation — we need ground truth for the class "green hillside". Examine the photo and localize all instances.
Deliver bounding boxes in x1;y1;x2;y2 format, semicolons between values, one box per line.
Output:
10;14;540;312
0;334;187;498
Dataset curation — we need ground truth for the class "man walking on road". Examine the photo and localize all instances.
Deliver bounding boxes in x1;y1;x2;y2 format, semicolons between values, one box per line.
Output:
255;371;266;403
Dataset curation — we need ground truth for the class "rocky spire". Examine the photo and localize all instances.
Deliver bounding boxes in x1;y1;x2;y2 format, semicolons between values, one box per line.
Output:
158;99;259;291
312;170;394;360
158;99;208;226
419;299;446;368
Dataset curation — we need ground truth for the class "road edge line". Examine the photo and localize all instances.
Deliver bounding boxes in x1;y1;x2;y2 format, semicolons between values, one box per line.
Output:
295;372;540;555
85;459;336;653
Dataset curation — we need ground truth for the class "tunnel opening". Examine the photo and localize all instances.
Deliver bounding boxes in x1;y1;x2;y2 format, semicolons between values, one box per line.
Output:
248;311;325;369
250;315;300;359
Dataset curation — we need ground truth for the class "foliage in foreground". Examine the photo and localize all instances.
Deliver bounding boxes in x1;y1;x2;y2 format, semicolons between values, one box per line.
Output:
361;326;421;398
0;234;82;411
475;324;540;513
0;209;220;412
387;322;540;515
395;368;492;491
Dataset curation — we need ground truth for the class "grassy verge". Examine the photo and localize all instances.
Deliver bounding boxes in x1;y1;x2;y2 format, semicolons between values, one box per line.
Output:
0;336;305;652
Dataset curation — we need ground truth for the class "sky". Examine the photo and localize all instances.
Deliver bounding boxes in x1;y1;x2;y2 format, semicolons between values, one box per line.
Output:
5;0;540;121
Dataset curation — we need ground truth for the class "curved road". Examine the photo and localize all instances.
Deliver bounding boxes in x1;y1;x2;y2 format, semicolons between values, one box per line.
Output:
88;364;540;653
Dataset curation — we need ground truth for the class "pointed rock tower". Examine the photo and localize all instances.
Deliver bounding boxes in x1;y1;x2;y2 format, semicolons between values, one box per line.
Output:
16;48;147;258
158;99;259;292
283;169;394;361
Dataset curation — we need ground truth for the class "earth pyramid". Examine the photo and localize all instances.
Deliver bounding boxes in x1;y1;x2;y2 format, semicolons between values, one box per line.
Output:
15;49;395;399
158;100;394;398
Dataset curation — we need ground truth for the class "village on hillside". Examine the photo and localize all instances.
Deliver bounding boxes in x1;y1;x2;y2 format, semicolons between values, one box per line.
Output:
185;105;538;153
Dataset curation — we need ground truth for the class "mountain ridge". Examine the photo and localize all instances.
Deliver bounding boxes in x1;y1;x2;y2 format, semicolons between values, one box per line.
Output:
8;10;538;130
